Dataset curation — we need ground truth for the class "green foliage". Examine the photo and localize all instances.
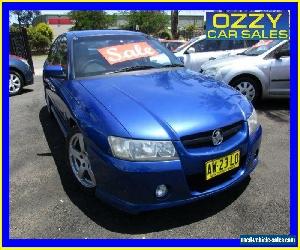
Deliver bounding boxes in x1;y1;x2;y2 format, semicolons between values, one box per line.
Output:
69;11;116;30
35;23;54;41
13;10;41;27
185;24;197;39
125;11;169;35
9;23;20;32
27;23;53;53
158;30;172;40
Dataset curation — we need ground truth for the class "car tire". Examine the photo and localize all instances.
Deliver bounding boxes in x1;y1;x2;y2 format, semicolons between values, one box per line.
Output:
9;70;24;96
65;128;96;195
230;76;261;104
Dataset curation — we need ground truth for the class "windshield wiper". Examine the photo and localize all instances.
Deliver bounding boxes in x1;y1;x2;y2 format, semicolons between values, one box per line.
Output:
161;64;184;68
106;65;156;74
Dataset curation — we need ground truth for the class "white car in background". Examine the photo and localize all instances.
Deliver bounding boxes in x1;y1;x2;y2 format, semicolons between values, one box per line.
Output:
174;35;257;72
201;40;290;103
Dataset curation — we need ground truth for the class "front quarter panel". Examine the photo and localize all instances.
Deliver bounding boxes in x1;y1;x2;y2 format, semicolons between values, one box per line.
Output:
64;81;131;153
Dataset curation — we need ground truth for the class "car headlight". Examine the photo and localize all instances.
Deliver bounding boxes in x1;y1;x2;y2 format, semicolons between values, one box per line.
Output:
203;67;218;78
108;136;178;161
247;109;260;135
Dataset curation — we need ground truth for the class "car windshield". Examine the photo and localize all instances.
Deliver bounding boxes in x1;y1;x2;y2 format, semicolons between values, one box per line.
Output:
73;35;183;78
240;40;282;56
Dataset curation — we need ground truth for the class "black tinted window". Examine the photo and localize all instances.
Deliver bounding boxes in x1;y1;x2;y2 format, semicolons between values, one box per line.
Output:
231;40;245;49
245;40;259;47
193;40;220;52
219;40;232;50
280;41;290;53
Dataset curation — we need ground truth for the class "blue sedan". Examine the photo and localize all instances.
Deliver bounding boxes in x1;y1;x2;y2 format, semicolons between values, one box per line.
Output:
43;30;262;213
9;55;34;96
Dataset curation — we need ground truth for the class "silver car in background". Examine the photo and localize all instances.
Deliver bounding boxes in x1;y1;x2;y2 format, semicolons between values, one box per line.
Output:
174;35;257;72
201;40;290;103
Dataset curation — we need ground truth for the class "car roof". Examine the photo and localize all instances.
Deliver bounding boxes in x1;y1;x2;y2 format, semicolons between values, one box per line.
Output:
67;30;144;37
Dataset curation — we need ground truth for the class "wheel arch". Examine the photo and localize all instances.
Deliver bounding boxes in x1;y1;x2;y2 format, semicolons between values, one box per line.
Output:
229;73;263;96
9;67;25;83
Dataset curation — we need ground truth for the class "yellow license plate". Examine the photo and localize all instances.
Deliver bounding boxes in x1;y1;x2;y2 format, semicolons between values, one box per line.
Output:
205;150;240;180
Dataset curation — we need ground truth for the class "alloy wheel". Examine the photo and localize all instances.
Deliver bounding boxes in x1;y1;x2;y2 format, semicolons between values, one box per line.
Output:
235;81;256;102
68;133;96;188
9;73;21;94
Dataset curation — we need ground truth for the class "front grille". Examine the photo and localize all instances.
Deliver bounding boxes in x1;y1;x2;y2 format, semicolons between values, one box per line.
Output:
186;154;246;193
181;121;244;148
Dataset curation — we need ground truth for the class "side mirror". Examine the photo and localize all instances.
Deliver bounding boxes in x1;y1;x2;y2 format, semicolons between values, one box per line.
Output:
43;64;66;79
186;47;196;54
275;50;289;59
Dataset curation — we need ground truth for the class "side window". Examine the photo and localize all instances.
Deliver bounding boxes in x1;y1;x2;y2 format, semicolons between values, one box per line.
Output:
219;40;232;50
192;40;207;52
279;41;290;55
193;40;220;52
245;40;259;48
52;36;68;68
231;40;245;49
267;41;290;59
59;36;68;67
47;39;59;64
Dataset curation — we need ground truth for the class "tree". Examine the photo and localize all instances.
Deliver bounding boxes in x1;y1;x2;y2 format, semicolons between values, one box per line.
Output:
185;24;197;39
27;23;53;53
35;23;53;41
13;10;41;27
125;11;169;36
69;11;116;30
9;23;20;32
171;10;179;39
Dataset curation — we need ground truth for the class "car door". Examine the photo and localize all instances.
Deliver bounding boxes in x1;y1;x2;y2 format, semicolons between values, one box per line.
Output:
44;35;69;123
269;41;290;96
184;39;224;72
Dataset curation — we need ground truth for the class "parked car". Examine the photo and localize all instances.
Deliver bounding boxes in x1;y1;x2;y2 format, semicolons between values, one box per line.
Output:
201;40;290;103
174;35;258;72
9;55;33;96
43;30;262;213
159;39;186;52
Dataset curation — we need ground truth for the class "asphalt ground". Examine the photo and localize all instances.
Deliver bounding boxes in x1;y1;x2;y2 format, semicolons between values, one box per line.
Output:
9;74;290;239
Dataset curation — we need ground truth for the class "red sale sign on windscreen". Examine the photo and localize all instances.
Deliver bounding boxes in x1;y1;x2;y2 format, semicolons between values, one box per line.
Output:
98;42;159;65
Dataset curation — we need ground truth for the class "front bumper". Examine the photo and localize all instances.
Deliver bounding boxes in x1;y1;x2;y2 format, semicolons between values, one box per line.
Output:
87;125;262;213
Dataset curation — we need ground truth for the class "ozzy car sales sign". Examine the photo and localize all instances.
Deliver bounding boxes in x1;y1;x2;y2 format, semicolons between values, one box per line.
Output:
206;11;289;40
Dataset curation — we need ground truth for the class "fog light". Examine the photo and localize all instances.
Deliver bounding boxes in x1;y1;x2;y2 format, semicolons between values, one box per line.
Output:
155;184;168;198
